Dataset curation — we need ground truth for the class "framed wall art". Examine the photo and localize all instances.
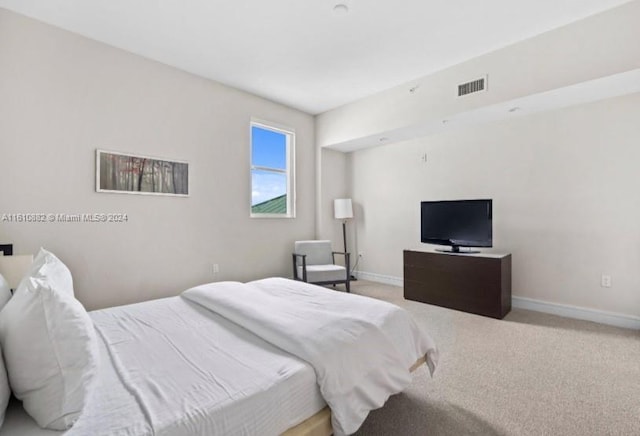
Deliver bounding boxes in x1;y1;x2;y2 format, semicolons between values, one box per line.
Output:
96;150;189;197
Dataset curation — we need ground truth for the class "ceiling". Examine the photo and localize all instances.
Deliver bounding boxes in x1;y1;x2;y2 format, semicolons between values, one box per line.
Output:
0;0;633;114
330;69;640;152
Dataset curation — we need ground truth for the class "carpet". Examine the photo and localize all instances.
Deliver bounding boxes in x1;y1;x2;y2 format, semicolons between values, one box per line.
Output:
349;280;640;436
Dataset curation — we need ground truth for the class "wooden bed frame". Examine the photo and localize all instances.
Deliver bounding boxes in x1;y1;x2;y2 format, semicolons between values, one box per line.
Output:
282;356;427;436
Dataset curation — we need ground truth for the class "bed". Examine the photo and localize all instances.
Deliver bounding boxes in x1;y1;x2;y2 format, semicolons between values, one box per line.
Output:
0;250;438;436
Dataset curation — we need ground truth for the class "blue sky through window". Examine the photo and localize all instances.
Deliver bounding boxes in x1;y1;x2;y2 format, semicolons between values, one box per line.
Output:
251;171;286;206
251;125;288;207
252;126;286;169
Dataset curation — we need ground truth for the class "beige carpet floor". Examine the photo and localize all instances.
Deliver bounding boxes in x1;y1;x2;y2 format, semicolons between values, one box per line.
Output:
346;280;640;436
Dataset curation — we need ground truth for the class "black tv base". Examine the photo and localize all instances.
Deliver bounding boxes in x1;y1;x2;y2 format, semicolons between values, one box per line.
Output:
435;246;480;254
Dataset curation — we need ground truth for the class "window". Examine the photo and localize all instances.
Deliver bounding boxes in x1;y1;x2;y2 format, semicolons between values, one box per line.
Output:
250;121;295;217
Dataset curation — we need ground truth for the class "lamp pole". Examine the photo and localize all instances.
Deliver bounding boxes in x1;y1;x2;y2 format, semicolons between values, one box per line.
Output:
342;220;348;254
334;198;356;281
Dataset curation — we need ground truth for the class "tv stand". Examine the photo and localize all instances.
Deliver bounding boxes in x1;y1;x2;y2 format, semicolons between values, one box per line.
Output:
404;249;511;319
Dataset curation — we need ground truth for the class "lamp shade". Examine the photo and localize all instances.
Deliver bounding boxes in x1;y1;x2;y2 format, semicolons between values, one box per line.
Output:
0;254;34;290
334;198;354;219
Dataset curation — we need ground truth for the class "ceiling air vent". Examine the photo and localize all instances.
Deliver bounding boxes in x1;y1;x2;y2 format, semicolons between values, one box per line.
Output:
457;76;487;97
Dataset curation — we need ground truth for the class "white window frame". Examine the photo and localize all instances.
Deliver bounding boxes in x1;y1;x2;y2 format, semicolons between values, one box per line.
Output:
250;119;296;218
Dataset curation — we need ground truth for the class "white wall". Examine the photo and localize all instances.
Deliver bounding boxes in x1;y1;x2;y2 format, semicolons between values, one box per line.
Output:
0;9;316;310
350;92;640;318
316;149;351;246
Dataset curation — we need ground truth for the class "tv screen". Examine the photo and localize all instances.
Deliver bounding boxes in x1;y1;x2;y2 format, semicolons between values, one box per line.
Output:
420;199;492;253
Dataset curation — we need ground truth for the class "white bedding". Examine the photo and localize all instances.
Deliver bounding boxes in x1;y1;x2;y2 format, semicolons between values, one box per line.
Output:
183;277;438;436
0;296;325;436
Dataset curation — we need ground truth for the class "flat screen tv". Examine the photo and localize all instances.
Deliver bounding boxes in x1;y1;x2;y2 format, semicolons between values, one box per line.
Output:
420;199;492;253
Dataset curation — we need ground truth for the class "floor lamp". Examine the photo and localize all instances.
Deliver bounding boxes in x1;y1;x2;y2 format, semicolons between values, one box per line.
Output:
334;198;356;280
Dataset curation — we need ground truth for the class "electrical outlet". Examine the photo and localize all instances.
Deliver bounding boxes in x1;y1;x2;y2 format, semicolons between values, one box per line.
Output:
213;264;220;274
601;274;611;288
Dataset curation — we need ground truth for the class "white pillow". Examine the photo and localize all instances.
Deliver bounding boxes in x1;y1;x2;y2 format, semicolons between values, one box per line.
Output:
0;273;11;430
0;256;98;430
16;248;74;297
0;348;10;429
0;273;10;310
0;275;11;429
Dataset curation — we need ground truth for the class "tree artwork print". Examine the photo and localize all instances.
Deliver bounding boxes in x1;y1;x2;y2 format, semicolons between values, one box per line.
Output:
97;151;188;196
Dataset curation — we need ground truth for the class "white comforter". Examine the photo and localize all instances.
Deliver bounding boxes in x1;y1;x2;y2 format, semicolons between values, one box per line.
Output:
182;277;438;436
1;296;326;436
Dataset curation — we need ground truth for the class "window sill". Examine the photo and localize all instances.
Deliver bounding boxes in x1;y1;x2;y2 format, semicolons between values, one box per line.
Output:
250;213;295;219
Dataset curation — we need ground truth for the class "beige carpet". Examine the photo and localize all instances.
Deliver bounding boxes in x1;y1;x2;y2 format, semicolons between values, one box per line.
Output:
346;280;640;436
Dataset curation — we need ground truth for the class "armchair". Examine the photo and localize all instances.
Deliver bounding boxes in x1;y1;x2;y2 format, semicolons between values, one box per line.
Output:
292;240;350;292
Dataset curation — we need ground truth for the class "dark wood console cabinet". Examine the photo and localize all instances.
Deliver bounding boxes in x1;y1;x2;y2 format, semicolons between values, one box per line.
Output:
404;249;511;319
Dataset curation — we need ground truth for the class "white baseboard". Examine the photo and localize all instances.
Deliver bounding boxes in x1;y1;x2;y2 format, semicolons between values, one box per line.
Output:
512;296;640;330
354;271;403;287
355;271;639;330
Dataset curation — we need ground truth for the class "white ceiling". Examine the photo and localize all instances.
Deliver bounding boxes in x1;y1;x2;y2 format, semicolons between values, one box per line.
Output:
0;0;633;114
329;68;640;152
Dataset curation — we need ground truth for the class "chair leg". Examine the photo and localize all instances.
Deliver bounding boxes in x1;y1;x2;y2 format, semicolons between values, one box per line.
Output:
346;280;350;293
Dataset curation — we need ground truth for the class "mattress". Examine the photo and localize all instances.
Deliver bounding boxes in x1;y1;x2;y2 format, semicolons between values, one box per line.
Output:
0;296;326;436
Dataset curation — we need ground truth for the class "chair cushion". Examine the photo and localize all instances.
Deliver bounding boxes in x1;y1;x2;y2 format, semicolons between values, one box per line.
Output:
294;240;333;266
297;264;347;283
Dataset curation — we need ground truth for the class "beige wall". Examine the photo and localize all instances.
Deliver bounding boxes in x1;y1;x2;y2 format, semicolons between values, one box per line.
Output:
349;92;640;317
316;149;351;246
0;9;316;310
